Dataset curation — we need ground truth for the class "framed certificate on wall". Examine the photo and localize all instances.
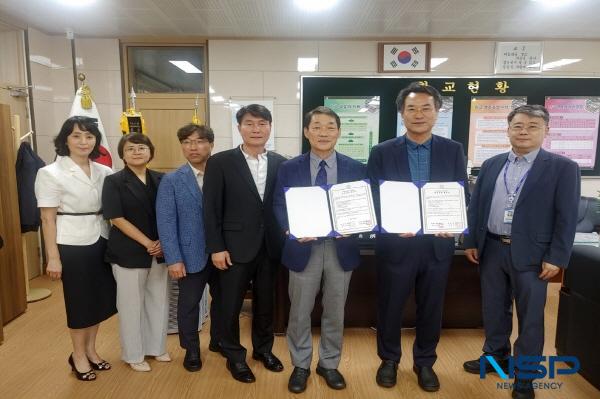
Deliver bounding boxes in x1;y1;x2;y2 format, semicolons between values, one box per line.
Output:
494;42;543;74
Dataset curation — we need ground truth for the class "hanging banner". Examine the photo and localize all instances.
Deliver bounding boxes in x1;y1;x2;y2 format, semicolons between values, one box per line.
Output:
396;96;454;139
324;96;380;164
468;97;527;167
229;99;275;151
544;96;600;169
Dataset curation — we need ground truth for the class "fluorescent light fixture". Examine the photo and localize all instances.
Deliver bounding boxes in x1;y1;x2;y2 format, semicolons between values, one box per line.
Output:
169;60;203;74
56;0;96;6
430;58;448;69
211;95;224;102
530;0;576;8
297;57;319;72
542;58;581;70
294;0;339;12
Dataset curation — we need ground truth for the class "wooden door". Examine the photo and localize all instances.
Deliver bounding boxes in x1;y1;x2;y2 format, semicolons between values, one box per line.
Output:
137;94;207;172
0;104;27;324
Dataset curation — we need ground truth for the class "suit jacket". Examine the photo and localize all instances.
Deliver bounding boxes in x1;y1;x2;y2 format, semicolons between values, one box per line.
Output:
464;148;580;270
273;152;367;272
203;147;286;263
367;134;469;262
156;164;209;273
16;142;45;232
102;167;164;268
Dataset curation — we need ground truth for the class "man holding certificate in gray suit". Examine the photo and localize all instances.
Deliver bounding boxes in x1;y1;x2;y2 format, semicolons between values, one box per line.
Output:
273;106;367;393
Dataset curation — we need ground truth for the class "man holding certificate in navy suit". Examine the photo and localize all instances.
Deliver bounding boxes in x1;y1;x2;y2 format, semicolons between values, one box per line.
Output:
273;106;366;393
462;105;580;399
367;82;468;392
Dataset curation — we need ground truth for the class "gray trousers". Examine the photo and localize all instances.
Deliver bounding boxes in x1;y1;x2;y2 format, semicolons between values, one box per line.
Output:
287;240;352;369
112;259;169;363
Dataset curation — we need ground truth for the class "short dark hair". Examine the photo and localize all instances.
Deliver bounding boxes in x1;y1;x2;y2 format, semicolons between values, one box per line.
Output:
236;104;272;124
54;116;103;159
303;106;341;129
507;104;550;125
176;124;214;143
396;82;443;112
117;133;155;162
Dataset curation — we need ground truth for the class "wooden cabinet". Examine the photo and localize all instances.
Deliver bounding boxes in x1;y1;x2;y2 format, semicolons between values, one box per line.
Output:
0;103;27;329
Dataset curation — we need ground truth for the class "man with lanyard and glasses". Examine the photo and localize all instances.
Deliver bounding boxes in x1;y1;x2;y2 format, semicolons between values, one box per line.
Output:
462;104;580;399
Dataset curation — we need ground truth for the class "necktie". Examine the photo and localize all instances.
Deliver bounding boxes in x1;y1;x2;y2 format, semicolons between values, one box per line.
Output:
315;160;327;186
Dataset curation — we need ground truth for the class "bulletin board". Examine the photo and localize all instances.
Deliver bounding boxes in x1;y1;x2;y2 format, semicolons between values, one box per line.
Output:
301;76;600;176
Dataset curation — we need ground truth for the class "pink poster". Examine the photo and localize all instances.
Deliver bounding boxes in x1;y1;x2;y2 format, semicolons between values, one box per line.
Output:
544;97;600;168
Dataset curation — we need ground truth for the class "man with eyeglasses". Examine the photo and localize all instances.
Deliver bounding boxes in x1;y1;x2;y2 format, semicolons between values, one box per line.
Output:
203;104;287;383
367;82;468;393
462;104;580;399
156;124;222;372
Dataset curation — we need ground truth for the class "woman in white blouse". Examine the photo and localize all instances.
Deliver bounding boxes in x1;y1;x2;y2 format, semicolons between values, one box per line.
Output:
35;116;117;382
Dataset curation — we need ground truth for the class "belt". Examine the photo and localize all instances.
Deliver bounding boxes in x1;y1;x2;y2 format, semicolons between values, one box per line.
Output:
487;232;511;245
57;210;103;216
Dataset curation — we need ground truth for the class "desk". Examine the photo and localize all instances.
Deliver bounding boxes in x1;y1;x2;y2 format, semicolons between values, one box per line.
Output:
273;250;483;334
556;245;600;390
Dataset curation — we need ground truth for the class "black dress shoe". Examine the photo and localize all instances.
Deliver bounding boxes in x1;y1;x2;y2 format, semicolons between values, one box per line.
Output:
252;352;284;372
183;349;202;372
413;365;440;392
512;378;535;399
226;360;256;383
464;355;509;375
376;360;398;388
288;367;310;393
316;365;346;390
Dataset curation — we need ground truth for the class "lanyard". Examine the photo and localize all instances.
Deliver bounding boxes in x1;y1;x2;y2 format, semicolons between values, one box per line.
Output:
503;159;529;207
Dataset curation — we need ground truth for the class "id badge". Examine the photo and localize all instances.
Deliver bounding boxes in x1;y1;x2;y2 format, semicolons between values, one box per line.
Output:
503;209;514;224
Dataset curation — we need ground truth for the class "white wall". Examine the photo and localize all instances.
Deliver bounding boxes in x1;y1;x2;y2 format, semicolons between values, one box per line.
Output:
28;29;123;168
208;39;600;196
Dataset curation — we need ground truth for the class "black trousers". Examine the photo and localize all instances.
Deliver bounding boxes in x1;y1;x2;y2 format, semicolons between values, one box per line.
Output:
376;237;452;367
218;244;276;363
177;260;221;351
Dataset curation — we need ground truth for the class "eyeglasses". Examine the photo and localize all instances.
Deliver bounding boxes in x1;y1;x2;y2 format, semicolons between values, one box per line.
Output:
509;125;543;133
181;139;209;147
123;145;150;153
308;125;338;133
403;107;435;115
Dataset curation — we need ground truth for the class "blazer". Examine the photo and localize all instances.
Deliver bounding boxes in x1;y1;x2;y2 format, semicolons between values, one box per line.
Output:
273;152;367;272
203;147;286;263
35;156;112;245
16;142;45;232
102;167;163;268
464;148;580;270
367;134;469;262
156;164;209;273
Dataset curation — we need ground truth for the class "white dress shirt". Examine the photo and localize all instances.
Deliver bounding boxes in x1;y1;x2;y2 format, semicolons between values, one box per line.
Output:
240;145;268;201
188;163;204;191
35;156;113;245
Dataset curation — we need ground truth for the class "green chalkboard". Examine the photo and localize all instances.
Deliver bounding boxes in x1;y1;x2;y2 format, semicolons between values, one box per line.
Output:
301;76;600;176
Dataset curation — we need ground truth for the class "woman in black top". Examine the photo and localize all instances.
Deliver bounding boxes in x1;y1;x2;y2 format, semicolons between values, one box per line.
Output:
102;133;169;372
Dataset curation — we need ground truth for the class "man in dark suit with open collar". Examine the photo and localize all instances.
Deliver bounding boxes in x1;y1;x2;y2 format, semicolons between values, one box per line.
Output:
367;82;468;393
462;105;580;399
203;104;286;383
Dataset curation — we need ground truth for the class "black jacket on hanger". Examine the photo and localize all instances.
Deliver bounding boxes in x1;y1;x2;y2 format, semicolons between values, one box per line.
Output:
16;141;45;232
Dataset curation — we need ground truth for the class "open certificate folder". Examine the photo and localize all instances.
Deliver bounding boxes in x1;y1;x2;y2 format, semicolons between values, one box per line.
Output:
284;180;378;239
379;181;468;235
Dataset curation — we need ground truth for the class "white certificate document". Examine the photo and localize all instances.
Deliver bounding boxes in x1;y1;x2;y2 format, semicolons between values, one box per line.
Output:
285;186;332;238
380;181;422;234
420;182;468;234
328;180;377;235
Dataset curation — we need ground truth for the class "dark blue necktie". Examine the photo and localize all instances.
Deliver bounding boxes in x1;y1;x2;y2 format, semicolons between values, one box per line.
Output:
315;160;327;186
